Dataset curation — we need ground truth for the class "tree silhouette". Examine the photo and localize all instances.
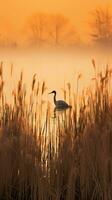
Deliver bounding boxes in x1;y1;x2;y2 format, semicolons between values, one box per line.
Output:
27;13;49;47
48;14;77;46
90;8;112;45
27;13;78;47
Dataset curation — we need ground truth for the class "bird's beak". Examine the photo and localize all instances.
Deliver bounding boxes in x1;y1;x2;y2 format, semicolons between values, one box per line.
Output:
48;92;52;94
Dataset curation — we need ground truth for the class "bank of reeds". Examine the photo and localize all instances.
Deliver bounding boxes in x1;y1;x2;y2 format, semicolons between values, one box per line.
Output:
0;60;112;200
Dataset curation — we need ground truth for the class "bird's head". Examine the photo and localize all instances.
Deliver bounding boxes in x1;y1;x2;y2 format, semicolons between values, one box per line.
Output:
49;90;56;95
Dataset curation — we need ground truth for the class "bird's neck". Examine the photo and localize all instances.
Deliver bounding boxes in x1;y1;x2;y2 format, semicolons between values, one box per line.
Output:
54;93;56;105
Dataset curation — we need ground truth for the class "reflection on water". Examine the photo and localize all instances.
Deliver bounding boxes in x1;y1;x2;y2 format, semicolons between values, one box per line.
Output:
47;105;73;152
53;106;72;118
0;48;112;125
0;48;112;154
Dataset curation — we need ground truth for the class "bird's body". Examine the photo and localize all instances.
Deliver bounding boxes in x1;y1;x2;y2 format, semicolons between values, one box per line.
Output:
49;90;72;109
54;100;70;109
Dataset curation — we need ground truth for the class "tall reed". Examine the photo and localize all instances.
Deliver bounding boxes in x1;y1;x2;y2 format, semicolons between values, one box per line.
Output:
0;60;112;199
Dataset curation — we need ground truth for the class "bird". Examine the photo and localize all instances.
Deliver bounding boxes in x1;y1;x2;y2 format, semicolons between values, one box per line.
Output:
49;90;72;110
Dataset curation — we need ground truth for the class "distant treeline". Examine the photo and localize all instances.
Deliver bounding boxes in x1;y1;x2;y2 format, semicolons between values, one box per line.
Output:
0;8;112;48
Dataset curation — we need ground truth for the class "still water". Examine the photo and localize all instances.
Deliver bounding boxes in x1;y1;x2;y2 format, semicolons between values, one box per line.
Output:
0;47;111;149
0;47;112;119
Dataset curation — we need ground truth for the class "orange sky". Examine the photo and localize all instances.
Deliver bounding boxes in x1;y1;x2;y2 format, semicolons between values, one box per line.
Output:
0;0;112;41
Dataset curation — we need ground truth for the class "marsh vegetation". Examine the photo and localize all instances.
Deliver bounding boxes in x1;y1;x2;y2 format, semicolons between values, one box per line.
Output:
0;60;112;200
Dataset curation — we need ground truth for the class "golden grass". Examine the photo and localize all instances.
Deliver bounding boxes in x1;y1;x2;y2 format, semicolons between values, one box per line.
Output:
0;60;112;199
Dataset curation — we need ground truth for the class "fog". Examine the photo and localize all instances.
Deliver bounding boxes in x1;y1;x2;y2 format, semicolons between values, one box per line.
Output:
1;47;112;104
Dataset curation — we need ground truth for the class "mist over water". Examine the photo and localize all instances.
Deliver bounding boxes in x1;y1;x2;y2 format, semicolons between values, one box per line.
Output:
1;47;112;105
